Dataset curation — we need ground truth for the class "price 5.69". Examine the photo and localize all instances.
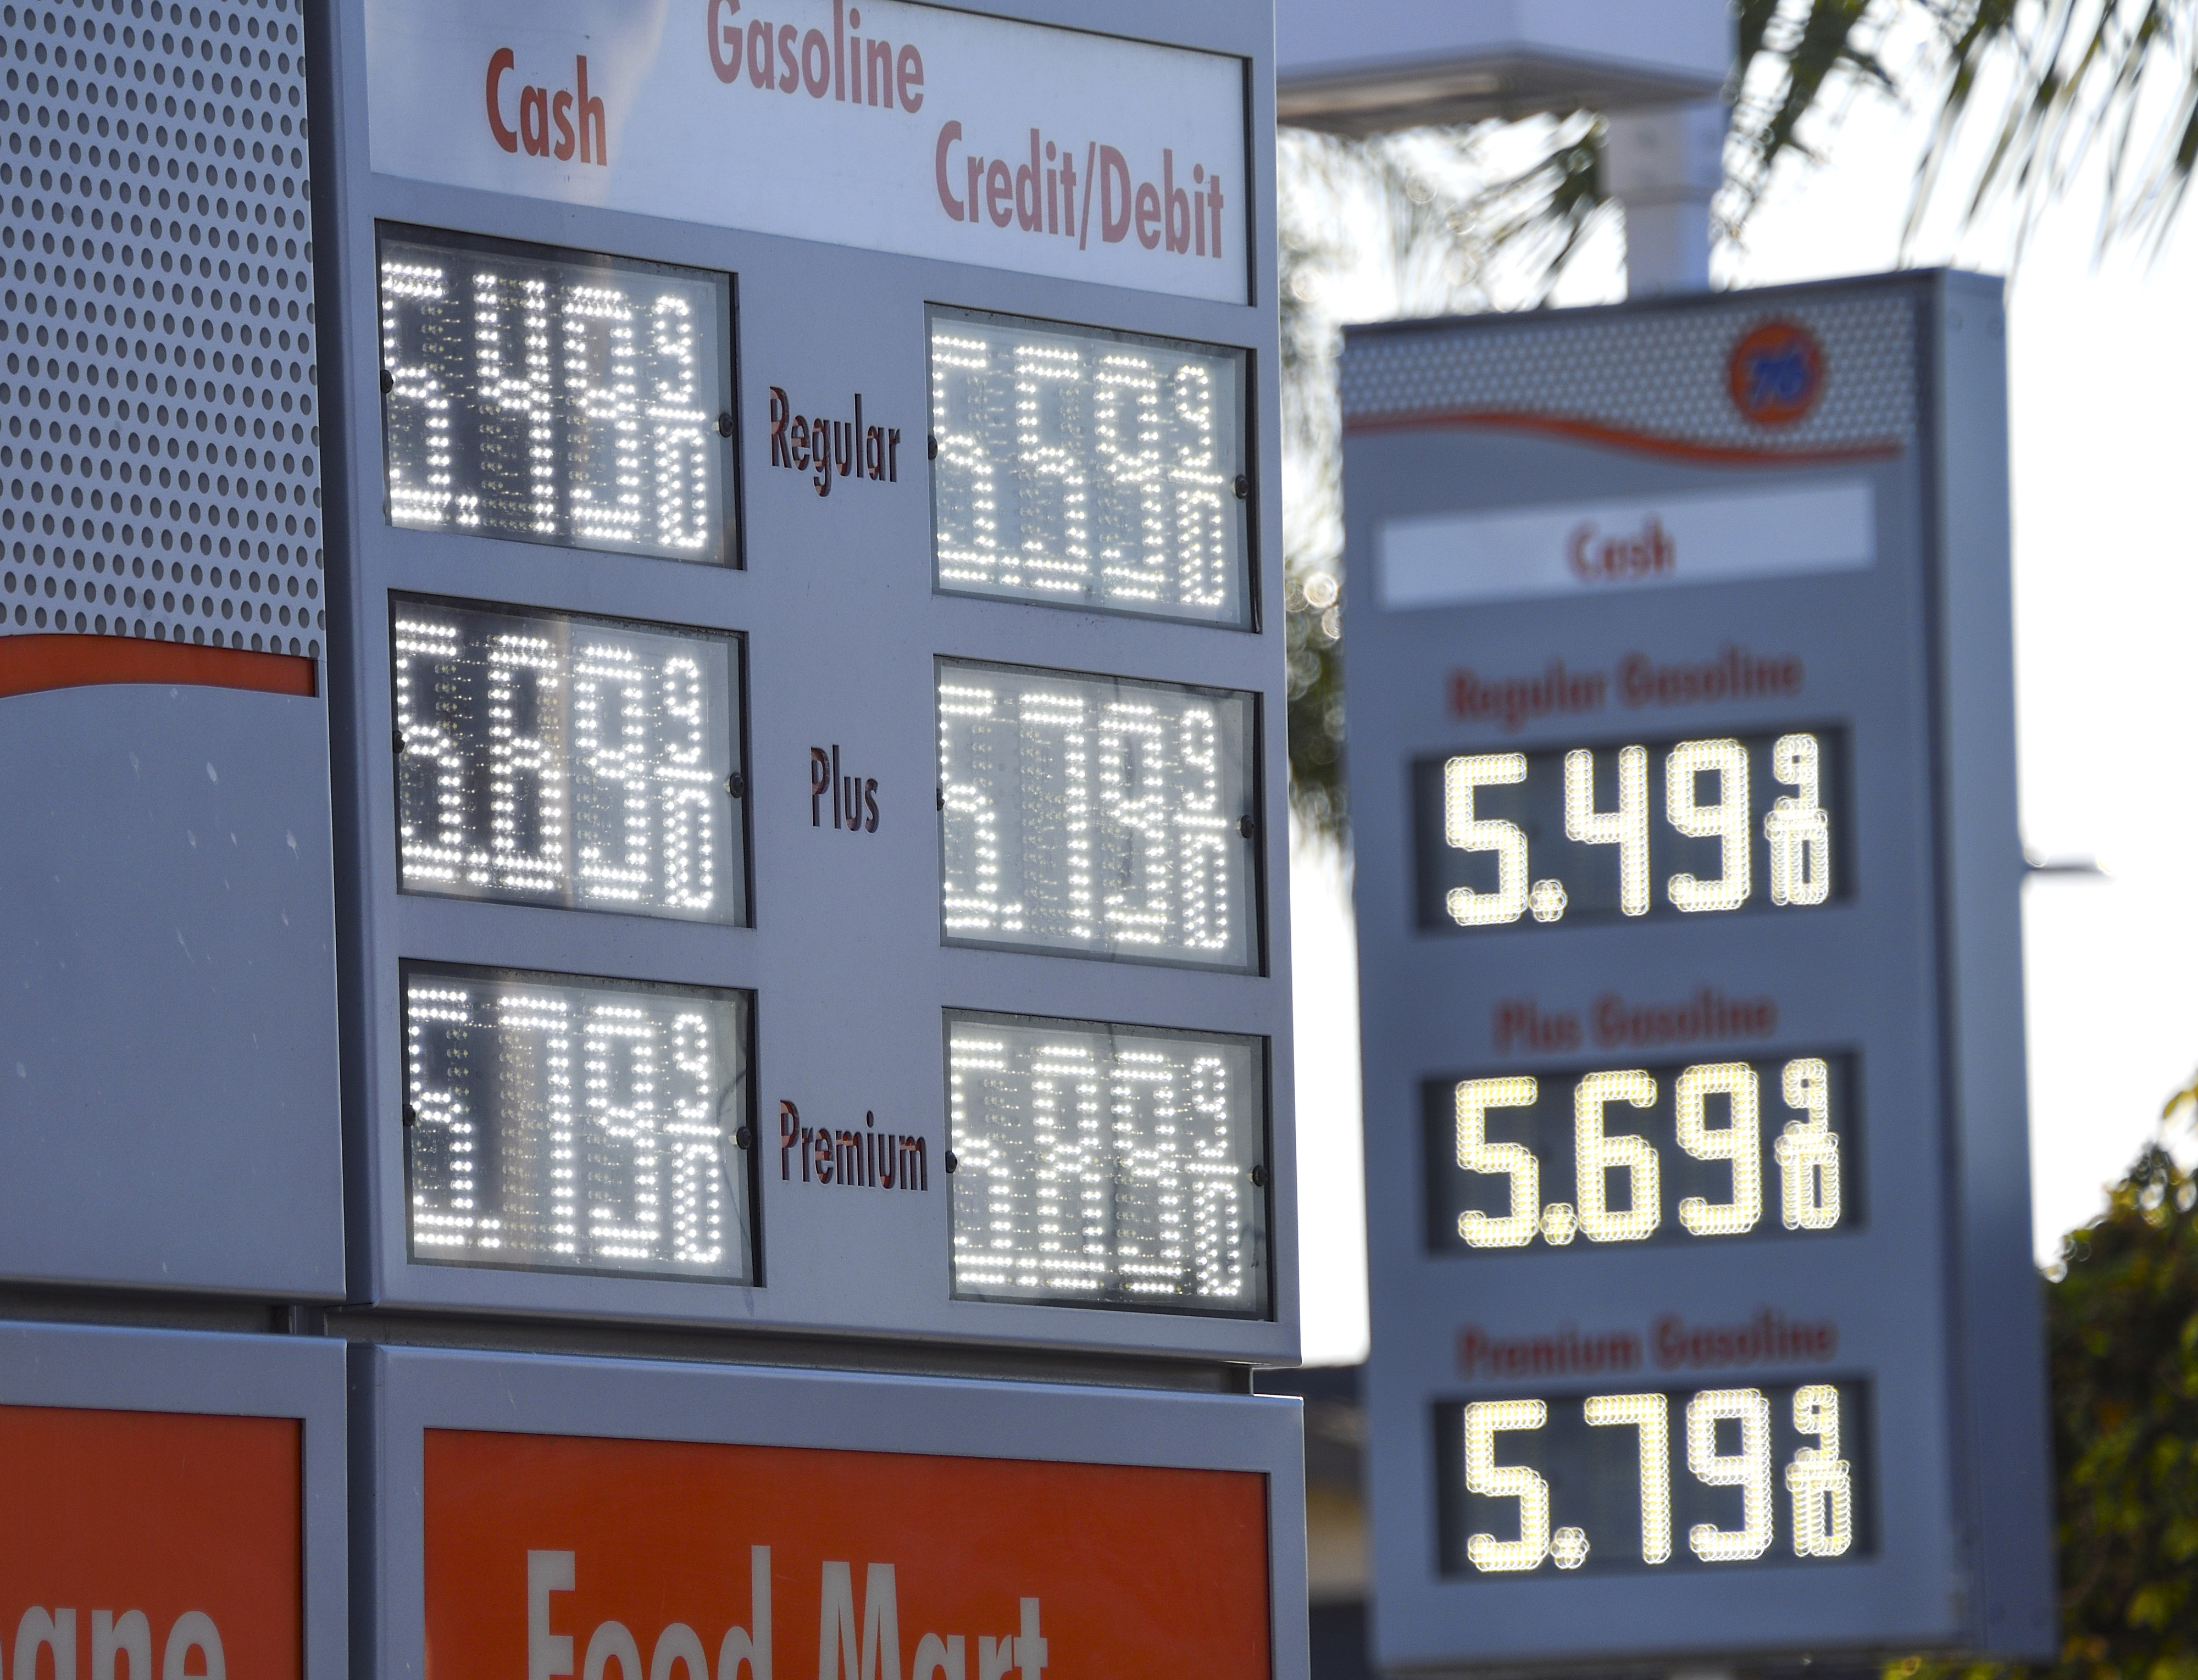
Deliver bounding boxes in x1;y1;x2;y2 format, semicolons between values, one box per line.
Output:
1423;1054;1853;1254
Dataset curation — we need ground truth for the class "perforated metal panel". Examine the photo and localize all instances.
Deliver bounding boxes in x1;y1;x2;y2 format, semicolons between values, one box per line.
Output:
0;0;321;653
1341;292;1917;458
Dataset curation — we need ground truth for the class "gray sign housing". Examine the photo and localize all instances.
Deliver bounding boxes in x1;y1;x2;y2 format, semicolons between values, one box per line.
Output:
1342;272;2053;1669
0;0;1303;1670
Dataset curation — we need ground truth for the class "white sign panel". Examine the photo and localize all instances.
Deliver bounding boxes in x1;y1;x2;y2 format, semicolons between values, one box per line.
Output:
1379;481;1875;610
363;0;1250;304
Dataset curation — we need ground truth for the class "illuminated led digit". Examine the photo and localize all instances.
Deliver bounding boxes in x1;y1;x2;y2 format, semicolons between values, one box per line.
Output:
1167;360;1231;611
1675;1062;1763;1236
1007;686;1097;948
1566;746;1650;916
563;283;646;547
570;641;658;908
1028;1036;1109;1295
653;654;718;914
392;615;471;888
403;981;479;1253
1453;1077;1539;1248
1097;700;1176;951
663;1008;728;1267
492;988;580;1256
1444;753;1530;926
470;268;555;535
644;294;713;554
929;330;1003;588
379;257;455;530
1773;1058;1842;1230
1686;1389;1774;1561
579;1003;668;1262
936;678;1008;938
1011;338;1093;596
1092;351;1168;603
485;631;568;896
1463;1400;1551;1573
1574;1070;1659;1243
1666;739;1752;912
1765;733;1833;906
1172;704;1235;954
1786;1385;1855;1557
1584;1393;1673;1564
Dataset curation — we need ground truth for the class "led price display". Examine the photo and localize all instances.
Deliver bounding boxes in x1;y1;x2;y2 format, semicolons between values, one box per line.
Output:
1436;1382;1873;1577
1416;729;1848;930
929;307;1250;626
378;225;734;563
946;1010;1268;1316
1424;1055;1855;1253
937;659;1259;971
393;597;746;925
404;964;754;1283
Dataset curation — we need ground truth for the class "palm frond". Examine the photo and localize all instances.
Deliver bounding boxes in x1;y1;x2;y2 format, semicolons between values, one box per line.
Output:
1276;0;2198;840
1918;0;2198;258
1729;0;1901;222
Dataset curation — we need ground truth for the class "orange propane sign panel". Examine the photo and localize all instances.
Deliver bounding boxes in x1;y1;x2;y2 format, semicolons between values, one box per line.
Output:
424;1429;1273;1680
0;1405;302;1680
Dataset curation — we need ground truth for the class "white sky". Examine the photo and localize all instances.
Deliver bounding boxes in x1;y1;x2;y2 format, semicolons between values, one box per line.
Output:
1290;73;2198;1366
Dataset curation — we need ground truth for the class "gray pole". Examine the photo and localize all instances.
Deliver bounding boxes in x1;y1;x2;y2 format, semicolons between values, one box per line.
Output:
1605;98;1728;295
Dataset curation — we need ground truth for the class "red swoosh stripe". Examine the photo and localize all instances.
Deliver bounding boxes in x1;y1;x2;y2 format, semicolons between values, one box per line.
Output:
1342;408;1907;466
0;635;317;701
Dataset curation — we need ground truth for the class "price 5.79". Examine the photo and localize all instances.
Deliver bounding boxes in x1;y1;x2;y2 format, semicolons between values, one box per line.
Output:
1438;1381;1870;1577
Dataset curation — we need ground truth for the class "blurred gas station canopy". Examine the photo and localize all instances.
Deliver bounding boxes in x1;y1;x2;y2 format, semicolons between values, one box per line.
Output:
1276;0;1737;291
1274;0;1730;136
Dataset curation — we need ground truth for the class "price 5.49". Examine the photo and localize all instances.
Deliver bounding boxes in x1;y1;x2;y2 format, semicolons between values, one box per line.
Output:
1413;728;1848;931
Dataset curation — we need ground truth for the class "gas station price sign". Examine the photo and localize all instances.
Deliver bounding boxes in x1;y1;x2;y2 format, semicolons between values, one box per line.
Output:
376;226;735;563
1343;274;2053;1670
1424;1053;1853;1255
1435;1380;1873;1578
0;2;1303;1673
325;0;1297;1366
937;659;1260;970
946;1010;1268;1315
393;598;746;925
403;964;753;1282
928;308;1251;625
1413;726;1848;928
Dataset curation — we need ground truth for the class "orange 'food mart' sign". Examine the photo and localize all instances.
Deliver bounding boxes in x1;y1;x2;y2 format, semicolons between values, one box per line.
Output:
425;1429;1272;1680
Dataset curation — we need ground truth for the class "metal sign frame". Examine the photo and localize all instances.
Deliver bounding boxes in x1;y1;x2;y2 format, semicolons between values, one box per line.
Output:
307;0;1297;1361
1342;271;2053;1668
